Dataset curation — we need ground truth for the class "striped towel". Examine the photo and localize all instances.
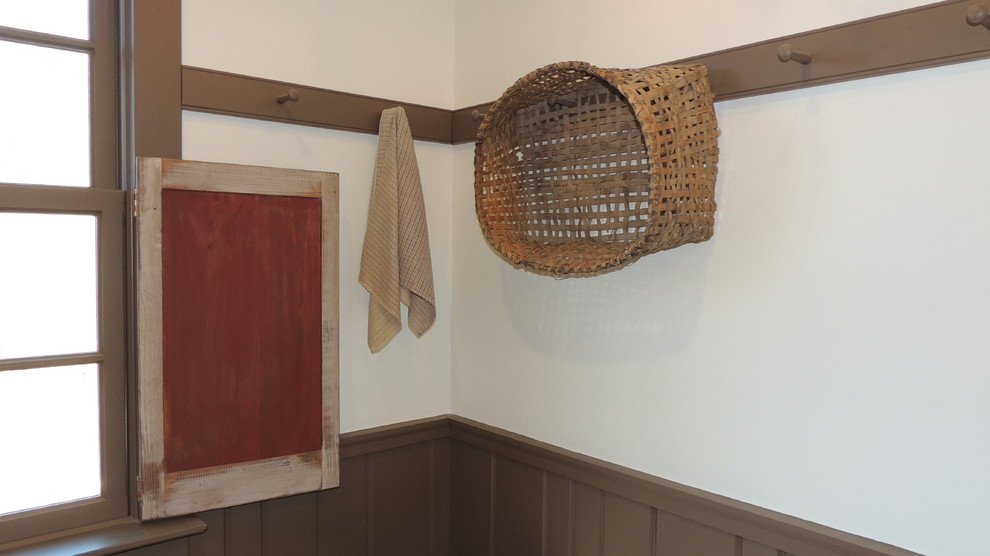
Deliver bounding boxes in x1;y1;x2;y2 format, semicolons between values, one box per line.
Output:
359;107;436;353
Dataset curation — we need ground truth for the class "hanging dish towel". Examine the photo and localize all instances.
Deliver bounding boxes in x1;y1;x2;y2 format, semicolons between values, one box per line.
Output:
359;107;436;353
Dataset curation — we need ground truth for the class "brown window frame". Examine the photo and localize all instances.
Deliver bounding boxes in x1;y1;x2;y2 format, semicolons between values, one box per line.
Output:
0;0;127;544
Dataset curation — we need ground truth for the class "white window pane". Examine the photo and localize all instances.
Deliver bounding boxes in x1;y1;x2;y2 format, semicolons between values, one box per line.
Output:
0;40;90;187
0;213;98;359
0;1;89;40
0;364;101;515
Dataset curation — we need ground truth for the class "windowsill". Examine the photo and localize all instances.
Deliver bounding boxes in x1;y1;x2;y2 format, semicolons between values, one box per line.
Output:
0;516;206;556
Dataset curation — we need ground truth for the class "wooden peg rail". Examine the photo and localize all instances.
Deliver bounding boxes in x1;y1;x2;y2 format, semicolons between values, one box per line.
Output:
181;0;990;145
182;68;456;143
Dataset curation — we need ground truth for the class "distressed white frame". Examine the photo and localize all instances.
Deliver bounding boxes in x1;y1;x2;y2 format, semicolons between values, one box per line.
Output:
135;157;339;520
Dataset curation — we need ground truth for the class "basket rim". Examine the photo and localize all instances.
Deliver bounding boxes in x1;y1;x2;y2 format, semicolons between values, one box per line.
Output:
475;60;708;141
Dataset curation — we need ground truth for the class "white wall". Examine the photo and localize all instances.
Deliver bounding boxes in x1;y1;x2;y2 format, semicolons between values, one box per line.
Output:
181;0;455;433
454;0;933;106
180;0;990;553
184;0;455;108
453;1;990;555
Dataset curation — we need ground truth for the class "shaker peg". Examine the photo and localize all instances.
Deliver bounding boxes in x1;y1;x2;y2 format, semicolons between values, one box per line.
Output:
276;89;300;104
777;43;812;65
471;109;486;122
967;3;990;28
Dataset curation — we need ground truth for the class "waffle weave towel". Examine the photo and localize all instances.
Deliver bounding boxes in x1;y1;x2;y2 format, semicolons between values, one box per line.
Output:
359;107;436;353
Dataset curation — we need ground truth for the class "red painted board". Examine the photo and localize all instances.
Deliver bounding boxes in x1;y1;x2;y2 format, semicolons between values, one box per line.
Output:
161;189;323;472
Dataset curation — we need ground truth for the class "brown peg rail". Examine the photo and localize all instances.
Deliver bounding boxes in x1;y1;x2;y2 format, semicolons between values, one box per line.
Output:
179;0;990;144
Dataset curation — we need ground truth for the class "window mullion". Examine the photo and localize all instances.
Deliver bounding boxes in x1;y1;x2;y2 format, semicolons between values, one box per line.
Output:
0;25;93;52
0;184;124;212
90;0;117;190
0;353;106;373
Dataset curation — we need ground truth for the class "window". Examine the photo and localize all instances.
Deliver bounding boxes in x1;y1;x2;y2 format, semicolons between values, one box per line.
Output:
0;0;127;544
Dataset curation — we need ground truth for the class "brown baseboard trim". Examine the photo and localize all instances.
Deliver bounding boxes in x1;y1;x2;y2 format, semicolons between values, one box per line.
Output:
446;415;919;556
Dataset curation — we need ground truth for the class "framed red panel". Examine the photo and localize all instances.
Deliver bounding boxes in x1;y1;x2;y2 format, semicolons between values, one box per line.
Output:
136;157;339;520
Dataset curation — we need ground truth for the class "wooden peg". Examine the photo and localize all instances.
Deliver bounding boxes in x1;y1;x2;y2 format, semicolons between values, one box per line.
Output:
276;89;300;104
777;43;812;65
471;109;486;122
967;3;990;28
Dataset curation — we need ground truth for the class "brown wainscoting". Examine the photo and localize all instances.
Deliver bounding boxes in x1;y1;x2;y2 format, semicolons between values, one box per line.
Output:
449;416;920;556
118;416;450;556
117;415;917;556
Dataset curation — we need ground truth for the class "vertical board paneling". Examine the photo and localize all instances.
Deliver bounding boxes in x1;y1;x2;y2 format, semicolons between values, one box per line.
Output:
115;417;906;556
492;456;545;556
431;439;452;556
451;440;493;556
546;474;573;556
574;483;604;556
318;454;369;556
602;494;654;556
188;510;225;556
261;493;319;556
741;539;783;556
368;443;432;556
223;503;263;556
656;511;737;556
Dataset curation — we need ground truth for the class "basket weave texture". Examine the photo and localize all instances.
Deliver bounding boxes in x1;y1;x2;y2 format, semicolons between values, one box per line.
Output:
474;61;719;276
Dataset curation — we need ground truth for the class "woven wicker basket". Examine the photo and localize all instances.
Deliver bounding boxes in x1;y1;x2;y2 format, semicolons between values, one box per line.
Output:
474;61;719;276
